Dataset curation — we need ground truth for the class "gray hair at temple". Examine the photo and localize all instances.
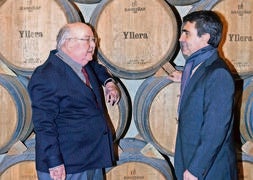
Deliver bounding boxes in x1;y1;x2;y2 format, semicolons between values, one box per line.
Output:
56;24;72;50
183;10;223;48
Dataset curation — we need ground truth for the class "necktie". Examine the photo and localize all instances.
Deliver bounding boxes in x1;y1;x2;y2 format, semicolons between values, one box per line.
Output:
81;67;91;87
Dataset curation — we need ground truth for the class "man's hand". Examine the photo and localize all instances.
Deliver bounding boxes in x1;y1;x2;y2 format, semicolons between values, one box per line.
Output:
49;164;66;180
183;170;198;180
167;70;182;82
105;82;120;106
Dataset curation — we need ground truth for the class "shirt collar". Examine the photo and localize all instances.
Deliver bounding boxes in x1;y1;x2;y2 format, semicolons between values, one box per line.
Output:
56;49;83;73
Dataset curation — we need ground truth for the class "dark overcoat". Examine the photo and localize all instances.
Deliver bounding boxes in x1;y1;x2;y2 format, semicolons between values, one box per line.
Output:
175;52;238;180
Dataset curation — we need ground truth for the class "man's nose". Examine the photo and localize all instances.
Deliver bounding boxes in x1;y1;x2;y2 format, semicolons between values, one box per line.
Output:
179;34;184;42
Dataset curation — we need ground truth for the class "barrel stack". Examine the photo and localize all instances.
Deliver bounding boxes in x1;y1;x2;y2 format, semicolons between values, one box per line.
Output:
0;0;253;179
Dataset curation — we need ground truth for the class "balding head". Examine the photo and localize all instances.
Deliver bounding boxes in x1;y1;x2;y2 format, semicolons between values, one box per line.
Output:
56;22;94;50
56;22;97;66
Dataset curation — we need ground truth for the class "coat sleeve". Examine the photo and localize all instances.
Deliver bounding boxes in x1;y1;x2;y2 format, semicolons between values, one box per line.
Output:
90;60;113;85
188;68;235;177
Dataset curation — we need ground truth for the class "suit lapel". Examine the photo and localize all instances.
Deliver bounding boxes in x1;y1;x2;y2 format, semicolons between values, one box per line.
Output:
60;62;98;105
179;64;206;113
179;53;219;112
52;54;103;108
85;64;103;108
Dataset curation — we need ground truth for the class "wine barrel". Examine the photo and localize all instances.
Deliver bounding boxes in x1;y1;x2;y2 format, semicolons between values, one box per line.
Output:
71;0;102;4
237;152;253;180
0;143;36;179
190;0;253;76
0;0;81;77
106;138;175;180
90;0;180;79
165;0;201;6
0;74;32;154
134;76;180;156
234;76;253;143
103;79;131;141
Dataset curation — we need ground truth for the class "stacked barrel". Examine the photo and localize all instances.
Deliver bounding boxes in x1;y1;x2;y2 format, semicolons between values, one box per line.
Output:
0;0;253;179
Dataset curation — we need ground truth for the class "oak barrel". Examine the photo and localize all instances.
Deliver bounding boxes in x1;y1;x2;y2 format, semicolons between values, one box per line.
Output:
0;142;36;180
106;138;175;180
134;76;180;156
90;0;179;79
237;152;253;180
234;76;253;143
165;0;201;6
0;74;32;154
0;0;81;77
71;0;102;4
190;0;253;76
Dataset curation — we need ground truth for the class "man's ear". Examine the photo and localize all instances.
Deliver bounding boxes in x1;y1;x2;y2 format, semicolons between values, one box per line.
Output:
201;33;210;44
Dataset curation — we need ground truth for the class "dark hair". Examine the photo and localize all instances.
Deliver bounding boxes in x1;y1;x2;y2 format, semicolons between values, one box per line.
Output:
183;10;223;48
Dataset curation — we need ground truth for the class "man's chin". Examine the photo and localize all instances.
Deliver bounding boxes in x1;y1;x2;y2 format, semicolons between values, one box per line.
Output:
181;50;189;59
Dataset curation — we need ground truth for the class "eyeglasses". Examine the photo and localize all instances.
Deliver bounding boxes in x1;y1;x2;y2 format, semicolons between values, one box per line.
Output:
67;37;97;44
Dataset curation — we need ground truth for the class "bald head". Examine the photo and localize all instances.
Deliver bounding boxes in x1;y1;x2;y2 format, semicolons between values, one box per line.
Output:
56;22;97;66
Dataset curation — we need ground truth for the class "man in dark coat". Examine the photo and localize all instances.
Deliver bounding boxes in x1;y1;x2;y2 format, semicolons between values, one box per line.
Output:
168;11;238;180
28;22;120;180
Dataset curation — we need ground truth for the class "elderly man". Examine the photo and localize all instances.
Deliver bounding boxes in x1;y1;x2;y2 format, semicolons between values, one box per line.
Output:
28;22;120;180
